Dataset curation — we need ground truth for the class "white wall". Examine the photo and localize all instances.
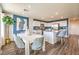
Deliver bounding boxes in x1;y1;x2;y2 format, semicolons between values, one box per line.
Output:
0;7;5;46
70;25;79;35
70;18;79;35
0;12;1;38
29;17;34;32
0;18;1;40
33;21;40;26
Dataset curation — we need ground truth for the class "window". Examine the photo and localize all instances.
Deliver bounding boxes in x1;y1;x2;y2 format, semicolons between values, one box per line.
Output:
0;13;5;38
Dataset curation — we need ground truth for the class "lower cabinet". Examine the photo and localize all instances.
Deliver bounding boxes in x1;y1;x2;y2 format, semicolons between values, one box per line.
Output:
44;31;57;44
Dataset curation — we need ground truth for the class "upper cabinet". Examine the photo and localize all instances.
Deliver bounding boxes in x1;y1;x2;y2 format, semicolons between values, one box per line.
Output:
33;21;41;26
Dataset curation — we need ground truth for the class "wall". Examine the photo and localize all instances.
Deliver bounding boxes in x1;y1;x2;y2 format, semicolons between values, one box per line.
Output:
0;13;1;38
0;12;1;36
69;18;79;35
0;7;5;46
27;17;33;33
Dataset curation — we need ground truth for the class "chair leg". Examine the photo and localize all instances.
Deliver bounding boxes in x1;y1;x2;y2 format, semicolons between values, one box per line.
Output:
60;37;62;45
33;50;39;55
61;37;64;45
33;51;37;55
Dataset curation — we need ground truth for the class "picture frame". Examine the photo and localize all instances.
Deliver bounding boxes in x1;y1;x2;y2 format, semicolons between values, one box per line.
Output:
13;15;29;35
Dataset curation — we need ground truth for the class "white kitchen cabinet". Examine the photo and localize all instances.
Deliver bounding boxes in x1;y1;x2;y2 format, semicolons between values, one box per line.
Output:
33;21;41;26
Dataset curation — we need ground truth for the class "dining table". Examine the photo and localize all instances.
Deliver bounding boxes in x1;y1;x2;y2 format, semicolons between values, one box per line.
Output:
18;33;45;55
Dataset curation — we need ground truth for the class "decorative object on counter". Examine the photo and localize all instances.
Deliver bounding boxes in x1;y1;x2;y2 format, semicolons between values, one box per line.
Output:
33;26;40;30
2;16;15;44
52;23;60;31
45;27;52;31
33;26;42;34
59;26;67;29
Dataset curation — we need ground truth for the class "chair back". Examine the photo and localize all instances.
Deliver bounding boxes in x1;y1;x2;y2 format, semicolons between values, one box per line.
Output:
14;35;25;48
32;37;44;50
57;29;67;37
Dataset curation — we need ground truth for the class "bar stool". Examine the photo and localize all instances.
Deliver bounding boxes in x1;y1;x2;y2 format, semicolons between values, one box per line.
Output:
56;29;67;45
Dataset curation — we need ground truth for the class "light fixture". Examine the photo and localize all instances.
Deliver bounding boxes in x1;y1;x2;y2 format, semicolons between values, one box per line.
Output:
41;17;44;19
55;12;58;15
50;16;54;18
61;16;64;19
28;5;31;9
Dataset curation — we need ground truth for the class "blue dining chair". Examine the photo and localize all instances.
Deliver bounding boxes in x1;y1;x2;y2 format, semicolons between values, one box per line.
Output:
56;29;67;45
31;37;44;54
14;35;25;48
13;35;25;54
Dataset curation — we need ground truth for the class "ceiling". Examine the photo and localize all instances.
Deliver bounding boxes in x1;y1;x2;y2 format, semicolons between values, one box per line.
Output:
1;3;79;21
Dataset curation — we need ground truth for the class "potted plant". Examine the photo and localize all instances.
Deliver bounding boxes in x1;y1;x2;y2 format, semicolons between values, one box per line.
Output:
2;16;15;44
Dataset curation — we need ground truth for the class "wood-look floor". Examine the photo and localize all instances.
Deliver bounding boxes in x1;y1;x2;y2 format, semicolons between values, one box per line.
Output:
0;35;79;55
31;35;79;55
1;41;25;55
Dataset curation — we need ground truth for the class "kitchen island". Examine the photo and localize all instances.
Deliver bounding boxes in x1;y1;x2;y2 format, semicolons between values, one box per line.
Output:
44;30;57;44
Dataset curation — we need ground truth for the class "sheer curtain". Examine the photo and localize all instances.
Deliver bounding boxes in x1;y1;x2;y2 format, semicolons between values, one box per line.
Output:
1;13;4;39
0;13;5;45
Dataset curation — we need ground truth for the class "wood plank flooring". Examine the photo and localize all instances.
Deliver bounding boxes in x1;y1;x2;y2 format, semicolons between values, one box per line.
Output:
0;35;79;55
31;35;79;55
1;41;25;55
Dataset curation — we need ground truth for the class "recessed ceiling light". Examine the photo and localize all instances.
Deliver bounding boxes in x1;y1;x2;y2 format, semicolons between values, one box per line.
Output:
61;16;64;19
41;17;44;19
28;5;31;9
50;16;54;18
55;12;58;15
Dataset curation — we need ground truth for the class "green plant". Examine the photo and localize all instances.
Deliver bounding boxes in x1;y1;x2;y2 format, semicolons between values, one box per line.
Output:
2;16;15;44
2;16;15;25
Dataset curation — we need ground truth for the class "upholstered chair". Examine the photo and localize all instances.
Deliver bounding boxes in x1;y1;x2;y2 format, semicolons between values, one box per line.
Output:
31;37;44;54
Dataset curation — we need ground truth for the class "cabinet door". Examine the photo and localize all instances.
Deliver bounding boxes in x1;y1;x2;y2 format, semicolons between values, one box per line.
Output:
44;32;49;42
33;21;40;26
44;32;54;44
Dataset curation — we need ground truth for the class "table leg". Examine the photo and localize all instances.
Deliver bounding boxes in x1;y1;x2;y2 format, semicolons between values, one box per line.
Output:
42;38;45;51
25;40;30;55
